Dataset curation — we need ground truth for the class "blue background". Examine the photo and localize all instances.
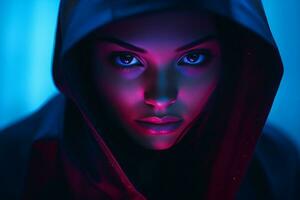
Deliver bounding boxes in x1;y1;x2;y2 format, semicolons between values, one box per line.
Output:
0;0;299;147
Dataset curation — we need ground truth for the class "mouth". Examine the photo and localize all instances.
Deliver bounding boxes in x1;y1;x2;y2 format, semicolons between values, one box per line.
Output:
135;116;183;134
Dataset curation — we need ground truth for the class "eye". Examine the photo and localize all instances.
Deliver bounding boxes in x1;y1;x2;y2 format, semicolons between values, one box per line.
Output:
178;50;211;66
110;52;143;68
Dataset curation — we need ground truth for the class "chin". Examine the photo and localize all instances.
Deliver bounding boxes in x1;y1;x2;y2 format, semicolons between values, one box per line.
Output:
126;125;183;150
152;144;174;151
140;140;175;151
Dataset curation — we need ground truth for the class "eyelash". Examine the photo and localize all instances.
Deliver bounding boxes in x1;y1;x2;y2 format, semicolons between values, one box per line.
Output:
109;50;212;70
109;52;143;70
178;50;211;66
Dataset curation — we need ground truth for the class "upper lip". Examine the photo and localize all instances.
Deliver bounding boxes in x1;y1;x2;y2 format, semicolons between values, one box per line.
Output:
136;115;183;125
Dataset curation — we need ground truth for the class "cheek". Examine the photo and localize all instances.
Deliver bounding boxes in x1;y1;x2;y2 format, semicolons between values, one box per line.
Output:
178;58;221;117
93;60;144;106
95;76;144;118
178;75;218;119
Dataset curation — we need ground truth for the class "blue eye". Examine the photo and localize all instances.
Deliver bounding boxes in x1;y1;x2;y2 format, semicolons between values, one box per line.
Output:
178;50;210;66
112;53;143;68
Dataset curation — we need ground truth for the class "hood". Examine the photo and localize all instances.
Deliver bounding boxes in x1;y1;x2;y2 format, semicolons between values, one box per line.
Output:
52;0;283;199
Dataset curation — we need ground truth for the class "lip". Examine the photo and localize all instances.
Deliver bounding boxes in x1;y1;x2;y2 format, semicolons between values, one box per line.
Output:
136;116;183;125
135;115;183;134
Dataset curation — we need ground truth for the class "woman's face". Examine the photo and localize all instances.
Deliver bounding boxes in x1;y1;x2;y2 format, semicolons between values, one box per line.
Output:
91;11;222;150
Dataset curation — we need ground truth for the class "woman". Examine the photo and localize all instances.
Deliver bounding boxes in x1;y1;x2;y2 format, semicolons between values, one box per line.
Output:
0;0;299;199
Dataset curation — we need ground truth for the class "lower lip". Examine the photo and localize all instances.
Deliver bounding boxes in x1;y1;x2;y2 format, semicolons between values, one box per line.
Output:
136;121;183;135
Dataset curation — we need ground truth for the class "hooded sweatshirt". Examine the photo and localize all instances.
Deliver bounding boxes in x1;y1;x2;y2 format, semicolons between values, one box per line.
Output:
0;0;299;199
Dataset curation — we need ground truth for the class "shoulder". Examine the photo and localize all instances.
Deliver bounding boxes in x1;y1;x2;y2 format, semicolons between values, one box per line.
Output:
255;124;300;182
0;94;66;199
1;94;66;137
255;124;300;199
237;124;300;200
0;94;66;142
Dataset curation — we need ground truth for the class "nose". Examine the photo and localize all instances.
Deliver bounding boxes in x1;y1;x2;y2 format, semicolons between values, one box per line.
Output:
144;69;178;111
144;97;176;110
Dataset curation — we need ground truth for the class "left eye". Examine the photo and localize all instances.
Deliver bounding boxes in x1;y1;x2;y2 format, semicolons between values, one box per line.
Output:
178;51;210;66
113;53;143;67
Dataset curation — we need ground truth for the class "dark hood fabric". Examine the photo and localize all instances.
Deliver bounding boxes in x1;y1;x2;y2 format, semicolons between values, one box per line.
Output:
52;0;283;199
1;0;297;200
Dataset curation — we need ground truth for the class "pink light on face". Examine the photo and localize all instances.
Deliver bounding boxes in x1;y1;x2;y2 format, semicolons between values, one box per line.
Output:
91;10;222;150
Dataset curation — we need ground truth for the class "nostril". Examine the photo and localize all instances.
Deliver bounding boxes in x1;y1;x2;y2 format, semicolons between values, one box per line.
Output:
144;98;176;109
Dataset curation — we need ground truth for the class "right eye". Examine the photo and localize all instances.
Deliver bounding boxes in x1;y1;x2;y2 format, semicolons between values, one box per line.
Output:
110;52;143;68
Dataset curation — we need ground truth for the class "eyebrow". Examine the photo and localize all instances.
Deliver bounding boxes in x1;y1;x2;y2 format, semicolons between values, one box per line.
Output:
97;36;147;53
175;35;217;52
96;35;217;53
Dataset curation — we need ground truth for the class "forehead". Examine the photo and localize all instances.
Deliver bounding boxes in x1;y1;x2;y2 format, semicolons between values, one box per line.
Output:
97;10;217;48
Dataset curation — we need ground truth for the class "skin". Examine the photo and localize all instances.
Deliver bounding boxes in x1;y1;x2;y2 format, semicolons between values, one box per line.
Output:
91;10;222;150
